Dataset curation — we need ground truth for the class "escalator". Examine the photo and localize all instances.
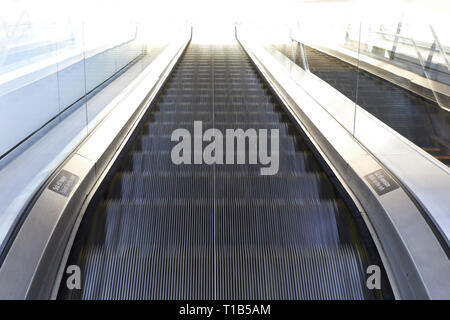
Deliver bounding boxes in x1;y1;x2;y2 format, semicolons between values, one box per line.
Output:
57;43;392;300
277;44;450;166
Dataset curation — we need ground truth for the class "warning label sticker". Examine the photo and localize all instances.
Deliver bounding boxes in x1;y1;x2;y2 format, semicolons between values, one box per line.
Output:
48;170;79;197
364;169;399;196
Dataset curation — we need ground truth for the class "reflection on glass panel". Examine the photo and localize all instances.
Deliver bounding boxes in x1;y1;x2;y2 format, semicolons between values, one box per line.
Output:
0;6;60;158
0;1;91;160
56;19;86;116
355;3;450;166
84;19;140;131
0;0;89;248
283;1;361;132
0;0;186;250
258;0;450;166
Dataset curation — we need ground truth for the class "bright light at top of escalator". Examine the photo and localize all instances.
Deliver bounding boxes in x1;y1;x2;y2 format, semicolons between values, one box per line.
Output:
2;0;449;46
